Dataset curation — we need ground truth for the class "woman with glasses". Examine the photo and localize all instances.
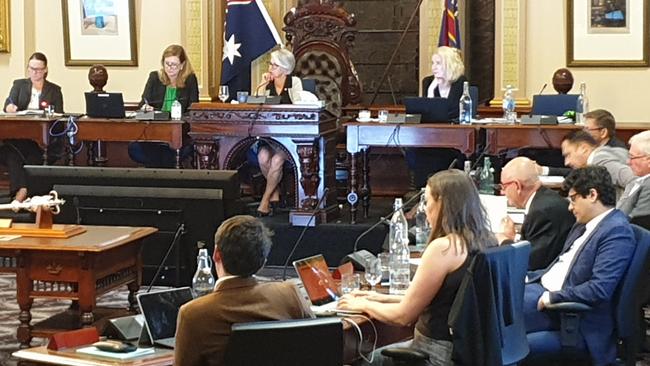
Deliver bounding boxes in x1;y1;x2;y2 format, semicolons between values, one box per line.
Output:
251;49;303;216
129;44;199;168
1;52;63;202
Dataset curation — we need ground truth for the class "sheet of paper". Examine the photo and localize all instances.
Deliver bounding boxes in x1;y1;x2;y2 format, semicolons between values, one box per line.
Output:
539;175;565;185
0;235;21;241
479;194;508;232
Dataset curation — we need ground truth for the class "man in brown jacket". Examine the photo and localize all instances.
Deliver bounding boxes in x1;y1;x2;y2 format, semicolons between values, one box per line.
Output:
174;215;311;366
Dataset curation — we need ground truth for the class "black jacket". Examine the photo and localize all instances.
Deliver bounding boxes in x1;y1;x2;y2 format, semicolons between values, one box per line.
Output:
139;71;199;113
521;186;576;270
4;78;64;113
421;75;467;120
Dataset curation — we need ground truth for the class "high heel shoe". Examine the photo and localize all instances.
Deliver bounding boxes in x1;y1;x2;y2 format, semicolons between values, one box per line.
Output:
256;209;272;217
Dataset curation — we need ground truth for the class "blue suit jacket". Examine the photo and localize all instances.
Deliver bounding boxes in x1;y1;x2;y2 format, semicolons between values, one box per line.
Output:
528;209;635;366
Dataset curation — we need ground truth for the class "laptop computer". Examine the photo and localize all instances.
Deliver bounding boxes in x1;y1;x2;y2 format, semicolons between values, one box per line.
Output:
403;97;451;123
136;287;194;349
85;92;126;118
531;94;579;116
292;255;340;314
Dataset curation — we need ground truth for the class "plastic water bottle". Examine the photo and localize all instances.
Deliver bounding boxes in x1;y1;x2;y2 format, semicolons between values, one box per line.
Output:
171;100;182;120
503;85;516;124
414;189;430;248
192;248;215;297
458;81;472;125
388;198;409;254
479;157;495;194
576;82;589;125
389;226;410;295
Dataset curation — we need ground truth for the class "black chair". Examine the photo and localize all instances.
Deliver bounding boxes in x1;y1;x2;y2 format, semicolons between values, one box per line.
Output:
223;317;343;366
631;214;650;231
525;224;650;366
302;78;317;94
383;241;531;366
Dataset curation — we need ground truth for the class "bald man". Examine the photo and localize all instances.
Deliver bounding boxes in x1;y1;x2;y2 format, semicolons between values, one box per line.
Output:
497;157;576;270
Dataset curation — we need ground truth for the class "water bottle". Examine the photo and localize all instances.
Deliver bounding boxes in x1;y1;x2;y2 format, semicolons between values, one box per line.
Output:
464;160;472;175
458;81;472;125
388;198;409;254
192;248;215;297
503;85;516;124
479;157;495;194
389;226;410;295
414;189;430;248
576;82;589;125
171;99;182;120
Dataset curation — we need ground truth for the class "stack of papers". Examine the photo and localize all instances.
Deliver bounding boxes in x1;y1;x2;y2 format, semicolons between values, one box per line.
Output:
76;346;155;359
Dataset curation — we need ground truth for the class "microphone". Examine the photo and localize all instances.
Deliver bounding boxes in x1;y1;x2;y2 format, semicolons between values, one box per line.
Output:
344;190;424;270
73;196;81;225
146;223;185;292
537;83;547;96
447;158;459;170
281;188;330;280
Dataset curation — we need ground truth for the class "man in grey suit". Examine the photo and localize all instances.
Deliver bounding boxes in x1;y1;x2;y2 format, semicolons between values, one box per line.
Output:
557;131;635;198
617;130;650;220
174;215;310;366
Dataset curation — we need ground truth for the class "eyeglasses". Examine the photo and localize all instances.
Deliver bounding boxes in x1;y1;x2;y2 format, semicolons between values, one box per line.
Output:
582;126;604;132
495;180;517;191
568;192;580;203
268;62;281;69
164;62;181;69
28;66;46;73
629;153;647;160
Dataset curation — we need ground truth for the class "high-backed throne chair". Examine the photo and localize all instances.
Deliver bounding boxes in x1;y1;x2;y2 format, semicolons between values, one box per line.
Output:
283;0;362;117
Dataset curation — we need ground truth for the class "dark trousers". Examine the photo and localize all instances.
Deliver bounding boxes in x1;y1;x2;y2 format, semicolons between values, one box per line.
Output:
524;283;560;333
405;148;464;188
128;142;193;168
0;139;43;195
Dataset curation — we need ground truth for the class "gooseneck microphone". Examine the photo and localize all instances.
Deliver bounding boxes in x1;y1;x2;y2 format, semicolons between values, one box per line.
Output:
281;188;330;280
344;189;424;270
537;83;548;96
146;223;185;292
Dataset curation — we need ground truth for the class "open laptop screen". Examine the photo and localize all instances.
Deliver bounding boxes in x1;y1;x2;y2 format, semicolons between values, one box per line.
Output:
293;255;339;306
84;92;126;118
137;287;193;343
403;97;451;123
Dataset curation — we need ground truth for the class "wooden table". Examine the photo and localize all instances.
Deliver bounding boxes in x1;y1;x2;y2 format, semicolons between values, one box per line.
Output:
0;225;157;348
345;121;476;223
13;346;174;365
0;115;59;162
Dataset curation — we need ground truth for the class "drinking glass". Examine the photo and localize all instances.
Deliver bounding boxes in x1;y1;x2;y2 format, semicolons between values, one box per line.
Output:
364;258;382;290
378;109;389;123
218;85;230;103
340;273;360;295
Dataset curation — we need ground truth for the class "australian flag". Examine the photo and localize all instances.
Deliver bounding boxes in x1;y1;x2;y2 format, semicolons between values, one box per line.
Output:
221;0;282;95
438;0;461;49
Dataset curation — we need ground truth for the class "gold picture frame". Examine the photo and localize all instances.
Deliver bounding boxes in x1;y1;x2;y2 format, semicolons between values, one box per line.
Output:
62;0;137;66
0;0;10;53
567;0;649;67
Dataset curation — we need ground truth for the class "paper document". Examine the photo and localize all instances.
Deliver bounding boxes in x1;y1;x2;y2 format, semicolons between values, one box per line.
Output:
479;194;508;232
77;346;155;359
539;176;564;185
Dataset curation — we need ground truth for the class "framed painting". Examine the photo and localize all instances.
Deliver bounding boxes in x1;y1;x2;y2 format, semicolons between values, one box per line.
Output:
62;0;137;66
0;0;9;53
567;0;649;67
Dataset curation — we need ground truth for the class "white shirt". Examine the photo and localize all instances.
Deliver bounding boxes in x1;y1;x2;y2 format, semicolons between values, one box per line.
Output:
27;87;40;110
524;190;538;215
540;208;613;292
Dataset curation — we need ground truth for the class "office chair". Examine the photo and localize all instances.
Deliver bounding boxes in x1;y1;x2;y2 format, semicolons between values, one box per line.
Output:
382;241;531;366
302;78;317;94
525;224;650;366
631;214;650;231
223;317;343;366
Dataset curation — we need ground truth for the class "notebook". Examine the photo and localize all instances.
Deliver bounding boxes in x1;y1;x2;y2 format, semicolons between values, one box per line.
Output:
292;255;341;313
136;287;194;349
85;92;126;118
403;97;450;123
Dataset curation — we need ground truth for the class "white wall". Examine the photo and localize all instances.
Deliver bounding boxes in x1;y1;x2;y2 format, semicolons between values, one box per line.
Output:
0;0;182;113
526;1;650;123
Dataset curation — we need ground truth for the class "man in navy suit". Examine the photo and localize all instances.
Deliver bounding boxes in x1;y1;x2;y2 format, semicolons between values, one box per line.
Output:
523;166;635;366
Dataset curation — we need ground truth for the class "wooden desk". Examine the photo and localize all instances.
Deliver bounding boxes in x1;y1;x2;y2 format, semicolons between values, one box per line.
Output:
345;121;476;223
189;103;339;224
13;346;174;366
72;118;184;167
0;225;157;348
0;115;58;162
483;122;648;154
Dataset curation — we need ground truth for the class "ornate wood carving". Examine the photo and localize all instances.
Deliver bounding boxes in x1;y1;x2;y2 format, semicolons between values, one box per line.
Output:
284;0;362;116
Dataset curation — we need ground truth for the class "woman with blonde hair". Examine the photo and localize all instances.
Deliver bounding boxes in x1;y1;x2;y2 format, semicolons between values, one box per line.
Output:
129;44;199;167
339;170;496;366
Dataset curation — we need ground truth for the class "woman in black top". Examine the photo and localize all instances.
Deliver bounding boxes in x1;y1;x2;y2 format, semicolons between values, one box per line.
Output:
338;170;497;366
406;47;468;191
1;52;63;202
128;44;199;168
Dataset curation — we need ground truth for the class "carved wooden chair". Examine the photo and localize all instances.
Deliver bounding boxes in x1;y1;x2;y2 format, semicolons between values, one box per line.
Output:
283;0;362;117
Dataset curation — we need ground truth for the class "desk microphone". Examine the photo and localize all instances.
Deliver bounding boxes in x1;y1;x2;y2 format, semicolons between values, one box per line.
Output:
281;188;330;280
344;189;424;270
146;222;185;292
447;158;459;170
537;83;547;96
